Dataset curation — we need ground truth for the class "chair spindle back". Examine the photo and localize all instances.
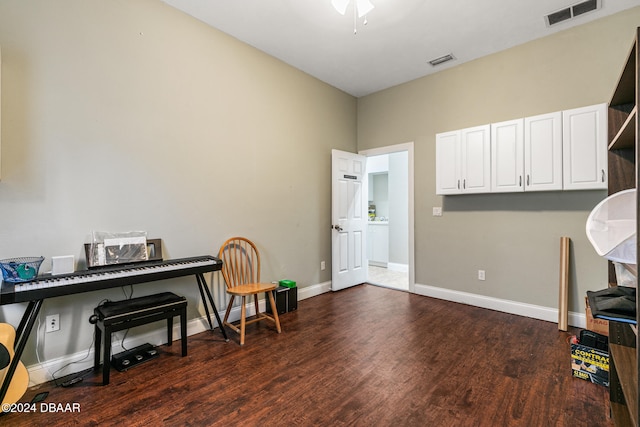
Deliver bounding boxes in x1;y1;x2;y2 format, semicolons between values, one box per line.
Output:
219;237;261;289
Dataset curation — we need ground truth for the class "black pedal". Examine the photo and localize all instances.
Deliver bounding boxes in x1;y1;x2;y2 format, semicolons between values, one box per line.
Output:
61;377;83;387
111;343;159;372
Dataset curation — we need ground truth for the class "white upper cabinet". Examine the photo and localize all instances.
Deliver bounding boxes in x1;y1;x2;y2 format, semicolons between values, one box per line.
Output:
435;130;461;195
491;114;563;193
436;103;607;195
461;125;491;193
562;103;608;190
524;111;563;191
491;119;524;192
436;125;490;195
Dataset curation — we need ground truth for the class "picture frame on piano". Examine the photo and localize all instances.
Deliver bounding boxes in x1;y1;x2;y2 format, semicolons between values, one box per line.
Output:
85;238;163;269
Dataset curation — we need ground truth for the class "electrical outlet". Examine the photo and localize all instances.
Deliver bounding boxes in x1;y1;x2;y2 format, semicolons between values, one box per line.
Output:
433;207;443;217
46;314;60;333
478;270;486;281
321;261;326;271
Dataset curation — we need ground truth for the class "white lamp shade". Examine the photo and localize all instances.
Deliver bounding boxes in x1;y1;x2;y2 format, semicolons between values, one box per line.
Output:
586;188;637;264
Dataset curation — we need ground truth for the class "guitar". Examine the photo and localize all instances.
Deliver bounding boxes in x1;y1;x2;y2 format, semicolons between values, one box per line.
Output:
0;323;29;406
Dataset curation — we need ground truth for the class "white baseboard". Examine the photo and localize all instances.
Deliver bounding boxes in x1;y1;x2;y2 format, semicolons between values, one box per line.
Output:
27;281;334;386
414;283;585;329
299;281;332;299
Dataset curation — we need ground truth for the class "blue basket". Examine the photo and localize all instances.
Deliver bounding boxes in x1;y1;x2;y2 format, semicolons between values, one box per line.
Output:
0;256;44;283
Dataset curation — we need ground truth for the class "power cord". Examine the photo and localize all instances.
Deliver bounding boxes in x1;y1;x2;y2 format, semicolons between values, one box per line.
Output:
35;314;95;387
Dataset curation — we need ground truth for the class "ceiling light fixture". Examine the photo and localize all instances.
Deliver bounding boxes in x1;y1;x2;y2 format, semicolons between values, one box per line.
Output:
332;0;375;34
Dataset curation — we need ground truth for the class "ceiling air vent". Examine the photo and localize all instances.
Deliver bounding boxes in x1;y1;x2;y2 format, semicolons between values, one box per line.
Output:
547;8;572;26
428;54;455;67
572;0;599;16
546;0;600;26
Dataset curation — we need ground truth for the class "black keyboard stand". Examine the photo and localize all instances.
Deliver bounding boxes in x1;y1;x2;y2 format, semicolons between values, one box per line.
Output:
196;273;228;341
196;274;229;342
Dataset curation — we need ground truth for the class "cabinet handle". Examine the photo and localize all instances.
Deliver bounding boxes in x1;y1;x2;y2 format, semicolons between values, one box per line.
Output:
457;179;460;189
463;179;466;189
519;176;522;187
527;175;530;186
601;169;605;182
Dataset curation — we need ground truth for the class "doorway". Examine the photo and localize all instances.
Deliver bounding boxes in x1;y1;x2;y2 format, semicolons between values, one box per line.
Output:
359;143;414;292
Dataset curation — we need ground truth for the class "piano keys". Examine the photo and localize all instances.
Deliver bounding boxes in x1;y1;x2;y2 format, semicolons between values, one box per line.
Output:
0;255;222;304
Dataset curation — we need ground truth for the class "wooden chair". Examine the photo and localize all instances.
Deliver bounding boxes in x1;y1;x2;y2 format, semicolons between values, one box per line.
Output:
218;237;281;345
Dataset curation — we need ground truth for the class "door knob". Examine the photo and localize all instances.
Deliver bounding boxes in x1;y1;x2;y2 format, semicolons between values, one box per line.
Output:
333;225;343;232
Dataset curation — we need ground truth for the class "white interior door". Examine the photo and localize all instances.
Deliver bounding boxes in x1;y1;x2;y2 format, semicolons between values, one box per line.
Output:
331;149;367;291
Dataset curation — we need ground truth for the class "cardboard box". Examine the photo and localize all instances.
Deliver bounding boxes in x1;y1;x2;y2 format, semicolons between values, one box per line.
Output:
585;296;609;336
571;342;609;387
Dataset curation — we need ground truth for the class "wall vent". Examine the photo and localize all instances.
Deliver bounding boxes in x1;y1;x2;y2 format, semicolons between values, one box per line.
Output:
545;0;600;26
428;54;456;67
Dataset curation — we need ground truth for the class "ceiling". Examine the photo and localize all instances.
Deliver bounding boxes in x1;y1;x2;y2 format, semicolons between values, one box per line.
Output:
161;0;639;97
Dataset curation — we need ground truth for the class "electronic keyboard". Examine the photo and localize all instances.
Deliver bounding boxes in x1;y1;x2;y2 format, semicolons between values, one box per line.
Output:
0;255;222;304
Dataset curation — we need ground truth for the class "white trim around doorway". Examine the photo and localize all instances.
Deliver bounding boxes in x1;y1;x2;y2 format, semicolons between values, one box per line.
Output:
359;142;415;293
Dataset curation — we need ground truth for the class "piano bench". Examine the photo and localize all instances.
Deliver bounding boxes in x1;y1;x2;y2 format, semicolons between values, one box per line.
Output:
92;292;188;385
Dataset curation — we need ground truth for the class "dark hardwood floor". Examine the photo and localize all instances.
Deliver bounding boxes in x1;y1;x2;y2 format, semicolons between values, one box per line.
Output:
5;284;611;426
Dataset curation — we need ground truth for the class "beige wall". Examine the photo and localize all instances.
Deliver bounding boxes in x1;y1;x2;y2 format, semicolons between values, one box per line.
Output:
0;0;356;368
357;7;640;313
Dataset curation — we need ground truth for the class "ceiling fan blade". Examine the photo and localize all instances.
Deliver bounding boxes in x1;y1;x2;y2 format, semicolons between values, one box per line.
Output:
355;0;374;17
331;0;350;15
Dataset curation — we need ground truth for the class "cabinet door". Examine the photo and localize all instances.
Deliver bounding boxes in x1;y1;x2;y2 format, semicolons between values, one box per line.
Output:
491;119;524;193
368;224;389;266
524;112;563;191
461;125;491;193
435;130;461;195
562;103;608;190
377;225;389;265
